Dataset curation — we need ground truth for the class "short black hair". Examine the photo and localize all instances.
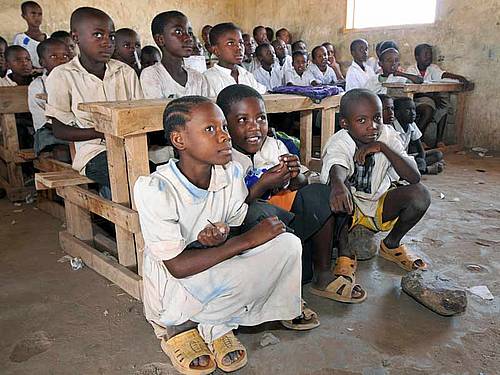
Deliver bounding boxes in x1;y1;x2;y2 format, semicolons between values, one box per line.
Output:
50;30;70;39
21;1;40;14
292;50;307;61
265;27;274;41
116;28;139;42
414;43;432;58
151;11;186;37
141;45;161;56
255;43;272;58
253;25;265;38
394;97;414;111
36;38;66;60
5;45;30;61
276;28;288;37
377;94;393;103
291;40;306;52
0;36;7;48
163;96;212;146
70;7;113;33
322;42;333;49
350;38;368;52
340;89;380;119
216;84;264;118
311;45;326;59
209;22;241;46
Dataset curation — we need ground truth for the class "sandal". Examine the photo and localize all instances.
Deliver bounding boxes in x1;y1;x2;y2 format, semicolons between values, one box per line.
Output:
161;329;216;375
310;256;367;304
379;241;428;271
210;331;247;372
281;299;320;331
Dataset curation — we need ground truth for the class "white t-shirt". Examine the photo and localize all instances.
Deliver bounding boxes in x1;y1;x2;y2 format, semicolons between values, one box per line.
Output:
320;125;416;217
28;72;48;131
345;61;376;91
203;63;267;97
307;63;337;85
242;56;259;73
364;73;408;94
252;65;283;91
392;119;422;151
45;56;144;174
272;55;293;86
406;63;444;82
12;32;43;68
140;62;210;99
284;68;315;86
366;57;381;74
183;56;207;73
0;74;17;87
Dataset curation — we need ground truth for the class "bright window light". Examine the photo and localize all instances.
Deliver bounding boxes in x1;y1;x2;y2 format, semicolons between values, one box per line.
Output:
346;0;437;29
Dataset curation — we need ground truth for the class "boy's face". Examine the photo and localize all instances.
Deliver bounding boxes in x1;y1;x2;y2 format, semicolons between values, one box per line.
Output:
114;32;141;66
156;16;193;58
225;97;268;155
324;44;336;65
141;51;161;68
40;43;71;74
63;36;77;59
243;35;256;56
313;46;328;71
254;28;269;45
293;54;307;75
351;41;368;62
173;102;232;166
277;30;291;45
7;49;33;76
272;39;287;60
341;97;382;144
381;98;395;125
202;26;211;45
293;41;307;53
258;45;275;66
73;16;115;64
416;47;433;68
212;30;244;65
22;4;43;28
379;50;400;75
0;43;6;72
395;100;416;125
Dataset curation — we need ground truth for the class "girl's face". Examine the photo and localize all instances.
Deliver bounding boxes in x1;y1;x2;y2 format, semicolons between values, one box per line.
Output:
156;16;193;58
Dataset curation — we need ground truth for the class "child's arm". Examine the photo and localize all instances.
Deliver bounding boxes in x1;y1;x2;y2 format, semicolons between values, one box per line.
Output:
355;141;420;184
328;164;353;214
394;71;424;84
50;117;104;141
279;154;308;191
245;162;291;203
164;216;285;278
410;138;426;161
442;71;472;88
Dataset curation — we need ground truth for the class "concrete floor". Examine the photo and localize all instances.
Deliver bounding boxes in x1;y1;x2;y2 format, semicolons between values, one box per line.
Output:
0;152;499;375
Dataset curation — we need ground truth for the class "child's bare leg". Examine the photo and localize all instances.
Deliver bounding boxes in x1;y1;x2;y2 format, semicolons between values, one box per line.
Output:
416;104;434;136
425;149;443;165
435;114;448;147
381;183;431;249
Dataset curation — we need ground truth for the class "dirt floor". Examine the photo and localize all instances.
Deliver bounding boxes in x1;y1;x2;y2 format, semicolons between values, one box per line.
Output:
0;151;499;375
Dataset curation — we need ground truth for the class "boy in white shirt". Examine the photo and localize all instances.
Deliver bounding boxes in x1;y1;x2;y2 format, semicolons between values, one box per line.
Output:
307;45;337;85
271;38;292;80
284;51;315;86
322;42;344;81
276;28;292;56
141;11;209;99
203;23;266;96
112;28;141;75
345;39;374;91
241;33;258;72
252;43;282;90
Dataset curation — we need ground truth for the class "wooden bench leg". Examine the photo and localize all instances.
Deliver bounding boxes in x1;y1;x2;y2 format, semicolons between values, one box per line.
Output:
321;107;335;154
64;198;93;242
299;110;313;168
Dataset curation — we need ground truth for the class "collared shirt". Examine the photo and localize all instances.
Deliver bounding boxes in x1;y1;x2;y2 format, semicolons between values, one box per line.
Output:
0;74;17;87
45;56;143;173
307;63;337;85
183;55;207;74
406;63;444;82
284;68;315;86
392;119;422;151
271;55;293;87
320;125;416;217
345;61;376;91
252;65;283;91
366;57;381;75
203;63;267;97
140;62;210;99
242;56;260;73
12;33;43;68
364;73;408;94
28;72;48;131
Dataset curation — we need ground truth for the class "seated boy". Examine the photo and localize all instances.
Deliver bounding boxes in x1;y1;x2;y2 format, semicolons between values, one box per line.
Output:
390;96;444;175
29;38;70;160
345;39;375;91
200;24;213;60
271;38;292;77
241;33;258;72
322;42;344;81
252;25;269;46
276;27;292;55
307;45;338;85
140;45;161;69
284;51;315;86
252;43;282;90
0;37;8;78
366;40;398;75
183;35;207;74
364;48;423;94
141;11;209;99
291;40;307;54
321;89;430;275
12;1;46;69
112;28;141;74
204;23;266;96
50;30;76;59
406;43;470;148
45;7;143;199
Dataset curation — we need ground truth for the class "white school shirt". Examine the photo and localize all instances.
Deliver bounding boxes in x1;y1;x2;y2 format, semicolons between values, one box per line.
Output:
204;63;267;97
28;72;48;131
45;56;144;174
12;33;42;68
284;68;315;86
140;62;210;99
345;61;376;91
366;57;381;74
134;160;248;326
252;65;283;91
272;55;293;87
242;56;259;73
364;73;408;94
183;55;207;73
0;75;17;87
307;63;337;85
392;119;422;151
320;125;416;217
406;63;444;82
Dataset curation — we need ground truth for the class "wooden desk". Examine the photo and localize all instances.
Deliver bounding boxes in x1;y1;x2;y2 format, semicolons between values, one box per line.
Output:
383;82;473;149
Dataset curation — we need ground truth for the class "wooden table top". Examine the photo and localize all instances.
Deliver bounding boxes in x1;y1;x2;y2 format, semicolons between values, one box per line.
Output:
382;81;468;93
0;86;29;114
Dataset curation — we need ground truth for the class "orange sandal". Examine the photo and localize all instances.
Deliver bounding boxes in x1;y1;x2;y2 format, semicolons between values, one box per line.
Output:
379;241;428;271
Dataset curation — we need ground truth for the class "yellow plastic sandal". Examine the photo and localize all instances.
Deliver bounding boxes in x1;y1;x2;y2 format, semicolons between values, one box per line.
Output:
379;241;428;272
210;331;248;372
161;329;216;375
281;299;320;331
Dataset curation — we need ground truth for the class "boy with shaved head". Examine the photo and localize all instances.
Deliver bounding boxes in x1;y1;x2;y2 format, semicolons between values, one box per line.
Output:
45;7;143;198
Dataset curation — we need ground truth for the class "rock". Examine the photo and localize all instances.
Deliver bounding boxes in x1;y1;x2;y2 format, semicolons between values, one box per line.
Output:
346;225;381;260
259;332;280;347
9;331;53;362
401;270;467;316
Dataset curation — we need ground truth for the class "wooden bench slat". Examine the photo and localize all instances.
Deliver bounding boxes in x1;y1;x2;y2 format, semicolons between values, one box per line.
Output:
35;171;93;190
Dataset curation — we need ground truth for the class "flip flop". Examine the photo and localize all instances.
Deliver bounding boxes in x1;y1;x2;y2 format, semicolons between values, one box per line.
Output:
281;299;320;330
160;329;216;375
379;241;428;271
210;331;247;372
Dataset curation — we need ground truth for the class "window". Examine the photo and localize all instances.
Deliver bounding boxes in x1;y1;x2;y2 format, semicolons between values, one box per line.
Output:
346;0;437;29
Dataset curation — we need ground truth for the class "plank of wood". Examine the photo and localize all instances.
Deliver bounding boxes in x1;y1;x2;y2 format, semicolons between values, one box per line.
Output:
124;134;150;208
55;185;141;234
455;92;466;149
34;157;73;172
64;199;93;242
37;196;65;221
383;82;464;93
299;110;313;168
321;107;335;153
35;171;93;190
0;174;35;201
1;113;24;187
0;145;30;164
0;86;29;114
59;231;142;300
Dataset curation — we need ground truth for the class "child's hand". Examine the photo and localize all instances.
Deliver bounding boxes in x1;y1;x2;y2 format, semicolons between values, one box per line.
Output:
354;142;382;165
197;222;230;247
242;216;286;249
329;182;353;214
279;154;301;179
259;161;291;191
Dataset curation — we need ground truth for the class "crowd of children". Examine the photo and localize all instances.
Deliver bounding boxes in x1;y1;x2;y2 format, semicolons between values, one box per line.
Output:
0;2;474;373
